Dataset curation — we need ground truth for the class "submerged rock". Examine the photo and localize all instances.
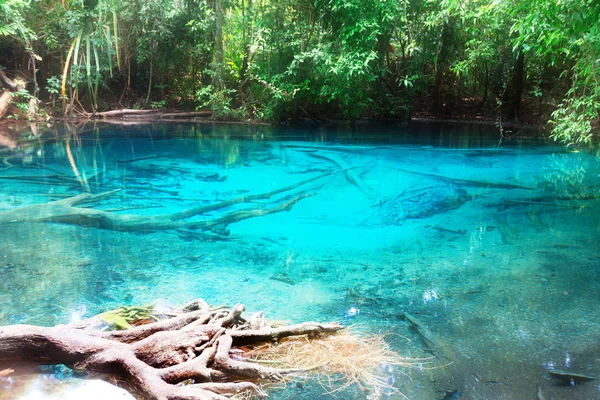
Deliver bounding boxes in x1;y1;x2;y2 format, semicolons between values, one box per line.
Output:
380;184;470;225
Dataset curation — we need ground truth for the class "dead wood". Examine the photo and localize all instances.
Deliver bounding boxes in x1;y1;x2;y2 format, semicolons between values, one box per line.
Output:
85;109;213;119
0;172;329;234
153;111;213;119
87;109;163;118
0;302;343;400
116;154;159;164
0;90;12;119
0;70;25;92
293;148;377;200
394;167;535;190
502;198;585;209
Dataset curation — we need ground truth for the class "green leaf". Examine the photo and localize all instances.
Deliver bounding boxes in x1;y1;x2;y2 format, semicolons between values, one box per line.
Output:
98;313;132;330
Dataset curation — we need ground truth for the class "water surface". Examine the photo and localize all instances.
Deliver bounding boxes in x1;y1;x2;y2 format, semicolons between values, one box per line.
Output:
0;122;599;399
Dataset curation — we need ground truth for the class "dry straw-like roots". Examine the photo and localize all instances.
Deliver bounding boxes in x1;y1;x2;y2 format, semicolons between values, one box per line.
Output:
244;328;432;399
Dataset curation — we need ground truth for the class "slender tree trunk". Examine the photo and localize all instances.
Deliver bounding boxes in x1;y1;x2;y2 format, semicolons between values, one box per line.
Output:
30;52;38;98
432;21;454;115
508;50;525;120
432;69;445;114
214;0;225;90
192;57;196;96
376;34;391;92
147;51;153;103
239;0;253;89
376;34;390;71
479;63;489;111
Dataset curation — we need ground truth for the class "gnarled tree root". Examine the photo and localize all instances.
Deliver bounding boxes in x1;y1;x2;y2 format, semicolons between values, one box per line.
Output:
0;303;343;400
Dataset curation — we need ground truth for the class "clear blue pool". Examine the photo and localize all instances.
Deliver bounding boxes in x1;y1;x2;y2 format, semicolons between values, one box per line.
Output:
0;121;599;399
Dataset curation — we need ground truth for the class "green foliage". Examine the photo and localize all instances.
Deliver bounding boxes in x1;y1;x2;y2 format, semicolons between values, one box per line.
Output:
0;0;598;143
46;76;61;95
512;0;600;145
0;0;36;44
10;89;33;116
98;305;157;330
150;100;166;109
195;85;241;118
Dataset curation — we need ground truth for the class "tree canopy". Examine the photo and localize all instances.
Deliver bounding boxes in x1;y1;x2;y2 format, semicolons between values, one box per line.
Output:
0;0;598;144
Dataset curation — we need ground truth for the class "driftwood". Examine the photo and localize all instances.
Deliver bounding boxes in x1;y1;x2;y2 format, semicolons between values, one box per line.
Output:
158;111;213;119
402;313;456;362
0;172;329;234
85;109;214;119
87;109;163;118
0;90;12;119
395;168;535;190
292;148;377;200
0;71;27;120
548;369;596;385
0;70;25;92
0;301;343;400
502;198;584;209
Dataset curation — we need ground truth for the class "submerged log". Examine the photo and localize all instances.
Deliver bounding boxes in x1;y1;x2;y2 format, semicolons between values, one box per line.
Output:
295;149;377;201
395;168;535;190
0;171;330;234
548;369;596;385
402;313;456;362
0;302;344;400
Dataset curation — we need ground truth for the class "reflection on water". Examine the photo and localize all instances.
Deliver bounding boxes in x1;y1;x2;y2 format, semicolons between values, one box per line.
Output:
0;121;599;399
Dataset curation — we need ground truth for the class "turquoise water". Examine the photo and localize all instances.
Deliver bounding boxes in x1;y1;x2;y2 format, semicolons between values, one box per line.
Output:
1;122;599;399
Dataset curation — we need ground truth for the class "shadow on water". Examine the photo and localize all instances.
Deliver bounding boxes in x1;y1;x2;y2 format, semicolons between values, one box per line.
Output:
0;121;599;399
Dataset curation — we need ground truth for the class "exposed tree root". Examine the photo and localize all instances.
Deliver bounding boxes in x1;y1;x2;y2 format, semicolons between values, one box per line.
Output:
0;302;343;400
0;172;331;234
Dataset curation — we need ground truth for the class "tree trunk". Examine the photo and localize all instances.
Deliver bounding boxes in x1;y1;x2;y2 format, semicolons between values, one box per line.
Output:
214;0;225;90
508;50;525;120
0;90;12;119
432;68;445;114
0;70;25;92
147;51;153;103
432;21;454;115
478;63;489;112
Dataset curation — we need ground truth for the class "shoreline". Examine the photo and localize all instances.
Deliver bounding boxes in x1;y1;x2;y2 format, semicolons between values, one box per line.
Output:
2;110;548;134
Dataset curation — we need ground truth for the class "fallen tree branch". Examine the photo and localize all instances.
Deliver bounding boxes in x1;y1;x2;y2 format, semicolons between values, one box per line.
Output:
0;302;344;400
0;70;25;92
394;167;535;190
86;109;163;118
291;148;377;201
0;90;12;119
0;172;328;234
85;109;214;119
502;198;586;209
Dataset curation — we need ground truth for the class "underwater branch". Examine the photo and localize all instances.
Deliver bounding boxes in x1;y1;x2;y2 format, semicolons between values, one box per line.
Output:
0;171;331;235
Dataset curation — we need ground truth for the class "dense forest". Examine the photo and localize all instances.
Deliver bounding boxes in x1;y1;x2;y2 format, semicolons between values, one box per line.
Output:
0;0;598;144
